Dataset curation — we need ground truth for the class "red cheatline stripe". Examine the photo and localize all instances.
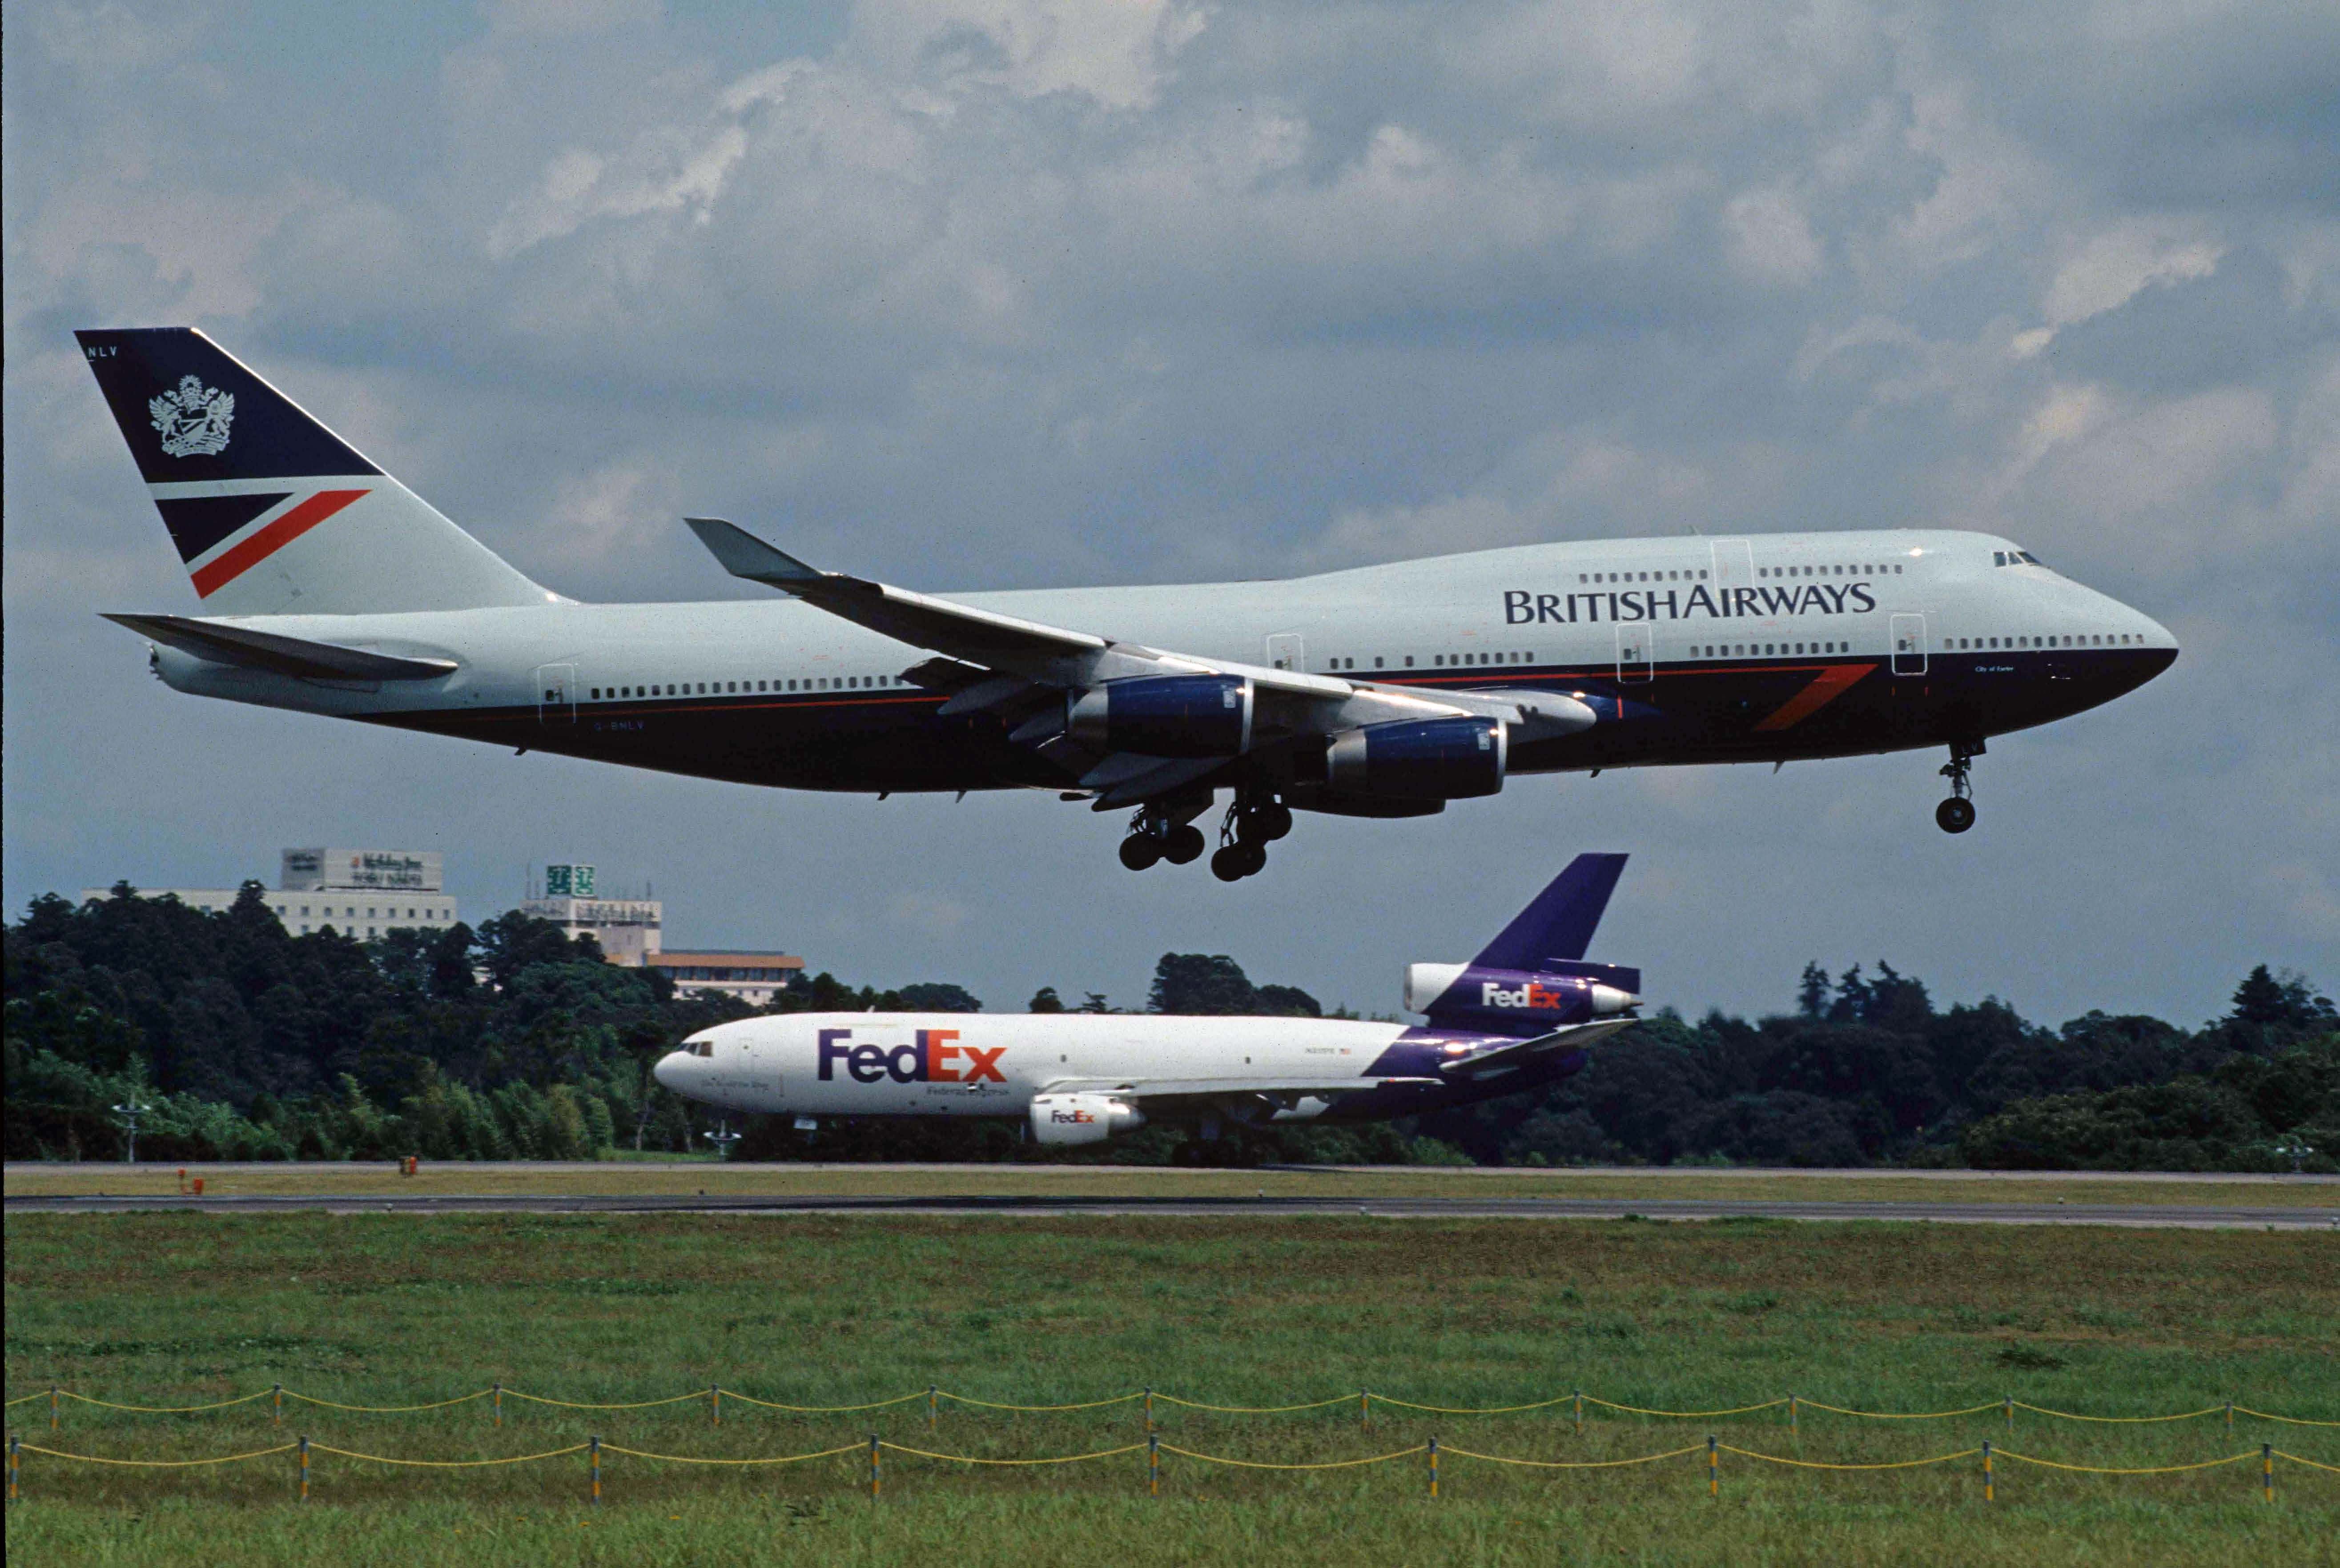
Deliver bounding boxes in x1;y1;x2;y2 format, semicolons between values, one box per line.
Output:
1752;662;1876;732
190;489;370;598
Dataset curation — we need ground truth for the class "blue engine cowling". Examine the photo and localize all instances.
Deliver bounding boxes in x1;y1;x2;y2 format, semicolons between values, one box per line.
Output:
1325;717;1507;799
1068;674;1253;757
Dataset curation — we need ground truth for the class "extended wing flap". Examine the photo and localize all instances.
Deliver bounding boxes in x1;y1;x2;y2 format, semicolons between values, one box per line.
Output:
104;613;457;682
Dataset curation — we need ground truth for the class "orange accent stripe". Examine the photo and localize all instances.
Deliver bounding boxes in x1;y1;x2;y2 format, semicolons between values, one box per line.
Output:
190;489;370;598
1753;662;1876;731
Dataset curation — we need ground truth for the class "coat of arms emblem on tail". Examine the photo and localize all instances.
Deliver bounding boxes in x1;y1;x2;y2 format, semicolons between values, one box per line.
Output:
150;375;235;457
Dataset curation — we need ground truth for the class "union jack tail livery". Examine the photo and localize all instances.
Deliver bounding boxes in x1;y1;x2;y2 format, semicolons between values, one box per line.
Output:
76;328;546;615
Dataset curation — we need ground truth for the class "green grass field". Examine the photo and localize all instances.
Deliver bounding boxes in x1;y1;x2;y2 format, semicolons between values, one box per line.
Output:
5;1213;2336;1565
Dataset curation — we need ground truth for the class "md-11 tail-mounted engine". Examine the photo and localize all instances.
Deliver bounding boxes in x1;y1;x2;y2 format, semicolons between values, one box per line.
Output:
1403;960;1639;1032
1068;674;1254;758
1325;716;1508;800
1029;1092;1146;1146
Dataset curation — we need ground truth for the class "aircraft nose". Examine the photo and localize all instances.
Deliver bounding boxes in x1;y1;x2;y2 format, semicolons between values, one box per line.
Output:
653;1048;692;1092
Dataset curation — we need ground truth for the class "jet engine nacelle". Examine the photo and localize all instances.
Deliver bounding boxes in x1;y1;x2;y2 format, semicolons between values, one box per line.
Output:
1029;1093;1146;1146
1326;717;1507;800
1068;674;1253;757
1404;962;1639;1026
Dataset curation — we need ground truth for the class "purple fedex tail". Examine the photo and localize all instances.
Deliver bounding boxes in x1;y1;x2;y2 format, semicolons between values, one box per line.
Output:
1408;854;1639;1038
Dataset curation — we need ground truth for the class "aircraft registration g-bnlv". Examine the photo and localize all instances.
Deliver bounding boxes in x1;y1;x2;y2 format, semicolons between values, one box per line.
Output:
656;854;1641;1159
80;329;2177;878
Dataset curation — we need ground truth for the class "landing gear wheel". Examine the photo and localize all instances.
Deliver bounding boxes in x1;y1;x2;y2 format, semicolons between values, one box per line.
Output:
1162;824;1206;864
1255;802;1293;841
1935;738;1983;835
1209;839;1268;880
1119;834;1164;870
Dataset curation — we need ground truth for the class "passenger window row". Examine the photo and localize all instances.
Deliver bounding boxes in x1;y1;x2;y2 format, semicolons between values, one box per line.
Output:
1578;569;1708;583
1757;562;1902;577
1946;634;2138;650
586;676;909;700
1693;642;1849;658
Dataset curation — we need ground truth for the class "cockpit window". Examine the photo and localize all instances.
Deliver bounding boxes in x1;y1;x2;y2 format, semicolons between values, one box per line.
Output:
689;1039;714;1058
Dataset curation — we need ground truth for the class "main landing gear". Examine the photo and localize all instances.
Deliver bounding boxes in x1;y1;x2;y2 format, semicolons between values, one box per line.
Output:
1936;739;1983;834
1210;794;1291;882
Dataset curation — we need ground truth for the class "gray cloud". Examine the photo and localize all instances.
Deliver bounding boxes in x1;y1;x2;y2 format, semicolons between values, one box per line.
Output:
6;0;2336;1027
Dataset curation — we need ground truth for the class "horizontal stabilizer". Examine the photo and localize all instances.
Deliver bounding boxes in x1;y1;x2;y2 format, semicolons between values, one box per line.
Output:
103;613;458;682
1439;1019;1634;1078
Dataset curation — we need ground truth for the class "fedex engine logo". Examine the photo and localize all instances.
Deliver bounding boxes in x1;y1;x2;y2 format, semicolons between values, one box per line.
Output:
1051;1108;1097;1126
1482;978;1569;1011
816;1028;1006;1085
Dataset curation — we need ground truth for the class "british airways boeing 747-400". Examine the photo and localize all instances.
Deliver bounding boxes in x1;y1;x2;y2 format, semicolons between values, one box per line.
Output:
655;854;1640;1162
80;329;2176;878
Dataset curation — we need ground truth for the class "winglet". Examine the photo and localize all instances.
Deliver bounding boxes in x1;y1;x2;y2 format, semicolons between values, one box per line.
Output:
1470;853;1629;969
684;517;826;590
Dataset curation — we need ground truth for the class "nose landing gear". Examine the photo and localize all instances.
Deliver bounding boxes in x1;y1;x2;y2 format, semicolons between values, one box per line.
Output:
1936;739;1983;833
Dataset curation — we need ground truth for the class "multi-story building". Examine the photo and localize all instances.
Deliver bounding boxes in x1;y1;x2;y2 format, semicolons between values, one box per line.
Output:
647;950;805;1006
518;863;664;965
82;848;459;939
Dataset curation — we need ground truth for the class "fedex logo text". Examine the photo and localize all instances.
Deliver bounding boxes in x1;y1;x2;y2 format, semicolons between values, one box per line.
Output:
816;1028;1007;1085
1051;1108;1097;1126
1482;980;1568;1010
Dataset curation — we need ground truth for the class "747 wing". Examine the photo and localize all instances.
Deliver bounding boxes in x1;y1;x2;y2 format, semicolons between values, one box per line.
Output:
684;518;1597;842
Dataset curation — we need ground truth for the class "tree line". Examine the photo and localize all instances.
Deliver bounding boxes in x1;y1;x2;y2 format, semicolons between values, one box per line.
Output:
4;883;2333;1169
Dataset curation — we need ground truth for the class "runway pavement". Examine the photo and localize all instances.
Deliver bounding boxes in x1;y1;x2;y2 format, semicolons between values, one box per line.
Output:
9;1191;2335;1228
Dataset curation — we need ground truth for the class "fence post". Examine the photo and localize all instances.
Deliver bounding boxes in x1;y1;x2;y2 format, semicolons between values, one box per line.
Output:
9;1434;20;1503
1148;1431;1161;1497
1428;1435;1439;1499
711;1385;721;1427
869;1433;881;1500
1789;1395;1797;1435
1361;1390;1371;1430
50;1387;58;1434
493;1382;502;1429
2262;1443;2273;1504
273;1383;283;1427
931;1385;939;1434
1982;1440;1993;1503
1707;1434;1719;1498
1574;1389;1583;1435
298;1435;310;1501
1143;1388;1154;1434
2225;1400;2233;1433
2003;1396;2013;1432
590;1435;601;1507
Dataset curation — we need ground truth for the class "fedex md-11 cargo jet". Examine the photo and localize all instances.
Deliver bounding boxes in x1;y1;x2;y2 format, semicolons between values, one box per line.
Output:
79;329;2177;879
655;854;1640;1159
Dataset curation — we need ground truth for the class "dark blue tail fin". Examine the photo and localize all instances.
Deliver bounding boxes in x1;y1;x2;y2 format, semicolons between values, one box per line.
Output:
1471;854;1628;970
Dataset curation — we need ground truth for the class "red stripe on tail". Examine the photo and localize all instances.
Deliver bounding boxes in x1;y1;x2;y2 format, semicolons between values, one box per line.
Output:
190;489;370;598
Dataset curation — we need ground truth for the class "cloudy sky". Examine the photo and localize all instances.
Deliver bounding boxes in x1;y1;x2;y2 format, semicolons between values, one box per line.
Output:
6;0;2336;1027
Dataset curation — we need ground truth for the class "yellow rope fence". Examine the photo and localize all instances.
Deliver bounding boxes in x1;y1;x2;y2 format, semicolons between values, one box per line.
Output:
8;1432;2331;1505
9;1384;2336;1433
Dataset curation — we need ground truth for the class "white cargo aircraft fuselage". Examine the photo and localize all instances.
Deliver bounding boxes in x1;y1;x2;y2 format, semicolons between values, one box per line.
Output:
656;855;1645;1153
